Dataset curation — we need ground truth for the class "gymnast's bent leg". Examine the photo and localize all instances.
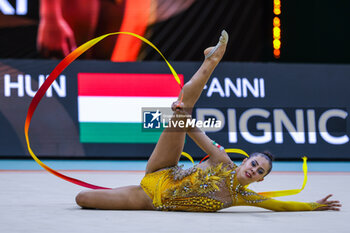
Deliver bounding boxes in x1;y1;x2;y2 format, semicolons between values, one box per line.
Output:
75;185;154;210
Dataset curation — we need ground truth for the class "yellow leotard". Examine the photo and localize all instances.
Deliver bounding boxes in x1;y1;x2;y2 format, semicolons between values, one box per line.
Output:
140;163;322;212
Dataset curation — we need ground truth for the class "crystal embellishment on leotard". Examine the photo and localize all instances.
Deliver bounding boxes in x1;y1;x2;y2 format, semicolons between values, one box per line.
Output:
156;196;225;212
166;163;231;198
171;165;197;181
154;163;237;211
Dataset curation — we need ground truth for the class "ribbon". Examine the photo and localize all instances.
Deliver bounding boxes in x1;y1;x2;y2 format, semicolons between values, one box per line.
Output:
199;148;249;164
25;32;183;189
257;157;308;197
181;152;195;164
25;32;308;197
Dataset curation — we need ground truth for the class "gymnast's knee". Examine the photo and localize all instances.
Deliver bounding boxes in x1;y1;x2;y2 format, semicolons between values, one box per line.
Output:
75;190;93;208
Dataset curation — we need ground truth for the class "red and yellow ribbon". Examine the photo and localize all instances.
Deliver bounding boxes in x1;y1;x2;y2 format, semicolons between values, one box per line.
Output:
25;32;183;189
25;32;308;197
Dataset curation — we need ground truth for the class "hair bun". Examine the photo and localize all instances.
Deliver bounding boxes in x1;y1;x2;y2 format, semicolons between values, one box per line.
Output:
262;151;275;161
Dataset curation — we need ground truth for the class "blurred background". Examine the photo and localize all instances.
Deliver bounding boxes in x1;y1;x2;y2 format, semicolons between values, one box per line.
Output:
1;0;350;63
1;0;350;162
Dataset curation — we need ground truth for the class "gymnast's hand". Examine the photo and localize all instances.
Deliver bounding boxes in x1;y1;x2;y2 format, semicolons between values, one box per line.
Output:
314;194;341;211
171;100;184;111
170;101;193;129
171;101;193;114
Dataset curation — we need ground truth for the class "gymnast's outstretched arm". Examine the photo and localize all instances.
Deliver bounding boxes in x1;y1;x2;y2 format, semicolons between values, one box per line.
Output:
251;197;340;211
234;190;341;211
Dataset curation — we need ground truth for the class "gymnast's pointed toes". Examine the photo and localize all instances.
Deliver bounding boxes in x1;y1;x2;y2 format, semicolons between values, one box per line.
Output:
219;30;229;44
204;30;228;59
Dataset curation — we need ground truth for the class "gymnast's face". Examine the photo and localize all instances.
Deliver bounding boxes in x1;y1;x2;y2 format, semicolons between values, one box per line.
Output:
236;155;271;186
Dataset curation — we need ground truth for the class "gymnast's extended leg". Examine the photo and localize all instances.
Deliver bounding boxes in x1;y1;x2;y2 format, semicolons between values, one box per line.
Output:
144;30;228;174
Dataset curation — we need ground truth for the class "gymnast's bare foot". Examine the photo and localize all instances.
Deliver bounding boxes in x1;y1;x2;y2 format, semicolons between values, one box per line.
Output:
204;30;228;63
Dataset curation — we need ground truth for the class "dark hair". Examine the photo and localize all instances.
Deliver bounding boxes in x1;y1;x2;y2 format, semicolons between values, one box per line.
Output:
249;151;274;176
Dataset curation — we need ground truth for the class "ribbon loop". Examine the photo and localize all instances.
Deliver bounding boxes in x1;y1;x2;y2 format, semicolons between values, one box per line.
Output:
25;32;183;189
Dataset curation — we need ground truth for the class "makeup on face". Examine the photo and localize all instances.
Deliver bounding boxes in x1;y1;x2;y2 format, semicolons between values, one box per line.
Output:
244;157;269;180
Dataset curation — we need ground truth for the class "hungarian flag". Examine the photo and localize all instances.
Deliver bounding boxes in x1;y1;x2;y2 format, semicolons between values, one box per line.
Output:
77;73;183;143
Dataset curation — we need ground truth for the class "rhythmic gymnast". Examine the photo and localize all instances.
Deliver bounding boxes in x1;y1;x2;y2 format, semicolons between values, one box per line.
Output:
75;31;341;212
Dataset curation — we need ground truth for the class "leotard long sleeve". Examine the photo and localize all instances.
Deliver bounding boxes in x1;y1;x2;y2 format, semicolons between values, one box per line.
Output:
229;183;320;211
242;198;320;211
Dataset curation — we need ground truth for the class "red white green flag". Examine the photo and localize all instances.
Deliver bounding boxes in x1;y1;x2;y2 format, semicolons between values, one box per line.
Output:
77;73;183;143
